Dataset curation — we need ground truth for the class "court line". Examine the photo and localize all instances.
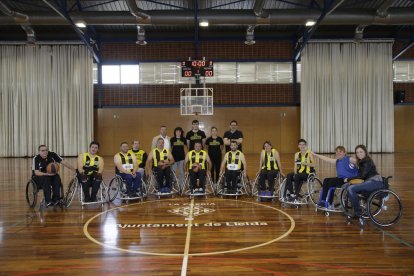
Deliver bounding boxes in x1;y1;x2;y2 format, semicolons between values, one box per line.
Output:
83;198;295;256
375;225;414;250
181;198;194;276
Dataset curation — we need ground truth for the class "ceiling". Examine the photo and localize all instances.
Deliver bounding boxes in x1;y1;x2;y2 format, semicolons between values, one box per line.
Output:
0;0;413;59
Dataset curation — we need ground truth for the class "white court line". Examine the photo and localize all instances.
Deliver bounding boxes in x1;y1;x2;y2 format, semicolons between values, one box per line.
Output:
181;198;195;276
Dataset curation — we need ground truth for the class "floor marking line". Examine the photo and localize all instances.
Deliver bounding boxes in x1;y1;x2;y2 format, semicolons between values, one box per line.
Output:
375;225;414;250
181;198;195;276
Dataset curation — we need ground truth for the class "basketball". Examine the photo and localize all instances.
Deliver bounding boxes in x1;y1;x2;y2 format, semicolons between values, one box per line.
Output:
46;162;60;174
192;163;200;173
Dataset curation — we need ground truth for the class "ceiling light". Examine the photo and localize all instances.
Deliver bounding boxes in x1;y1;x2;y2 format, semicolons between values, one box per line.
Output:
136;25;147;46
244;25;256;45
199;20;209;27
75;21;87;28
305;20;316;27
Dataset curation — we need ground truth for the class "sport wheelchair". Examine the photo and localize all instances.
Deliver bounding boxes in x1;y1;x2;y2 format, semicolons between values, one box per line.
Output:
314;185;344;217
279;173;322;208
25;176;64;209
182;172;215;198
107;174;148;202
216;171;250;199
146;168;180;199
250;171;283;201
340;176;403;227
64;175;110;207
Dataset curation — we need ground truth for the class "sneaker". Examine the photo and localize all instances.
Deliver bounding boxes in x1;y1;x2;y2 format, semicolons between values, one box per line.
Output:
266;191;273;196
327;204;335;210
259;191;265;196
317;202;325;208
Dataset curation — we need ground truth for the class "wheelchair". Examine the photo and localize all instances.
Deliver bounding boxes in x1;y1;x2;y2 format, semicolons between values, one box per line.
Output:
107;174;148;202
340;176;403;228
279;173;322;208
146;168;180;199
216;170;250;199
25;176;64;209
64;175;109;207
313;186;344;217
250;171;283;201
182;171;215;198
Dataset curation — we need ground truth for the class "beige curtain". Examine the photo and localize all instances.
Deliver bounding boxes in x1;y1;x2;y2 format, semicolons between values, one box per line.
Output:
0;45;93;157
301;42;394;153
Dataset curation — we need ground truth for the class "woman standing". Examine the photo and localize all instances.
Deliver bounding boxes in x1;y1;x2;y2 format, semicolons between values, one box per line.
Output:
170;127;187;189
205;126;224;183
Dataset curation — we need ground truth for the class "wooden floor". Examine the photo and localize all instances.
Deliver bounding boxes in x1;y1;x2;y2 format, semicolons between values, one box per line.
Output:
1;153;414;275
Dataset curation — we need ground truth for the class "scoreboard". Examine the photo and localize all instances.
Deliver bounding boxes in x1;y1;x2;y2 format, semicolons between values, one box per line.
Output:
181;60;214;77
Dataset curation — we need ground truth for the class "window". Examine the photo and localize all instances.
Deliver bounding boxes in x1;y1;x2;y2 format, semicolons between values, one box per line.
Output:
101;64;139;84
120;65;139;84
393;61;414;82
99;62;301;85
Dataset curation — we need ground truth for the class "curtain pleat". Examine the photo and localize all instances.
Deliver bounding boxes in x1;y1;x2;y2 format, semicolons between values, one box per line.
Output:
301;42;394;153
0;45;93;157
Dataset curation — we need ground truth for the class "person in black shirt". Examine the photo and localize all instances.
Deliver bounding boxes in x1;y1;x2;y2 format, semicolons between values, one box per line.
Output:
32;144;75;207
223;120;243;152
205;127;224;183
345;145;384;218
185;120;206;151
170;127;187;189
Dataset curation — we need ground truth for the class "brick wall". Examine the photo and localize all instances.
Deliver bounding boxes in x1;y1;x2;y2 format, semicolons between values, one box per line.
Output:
393;41;414;59
101;41;293;61
95;41;414;107
95;83;297;106
394;83;414;103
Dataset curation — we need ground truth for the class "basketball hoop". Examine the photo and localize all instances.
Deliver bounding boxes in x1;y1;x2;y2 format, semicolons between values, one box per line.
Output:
180;88;213;116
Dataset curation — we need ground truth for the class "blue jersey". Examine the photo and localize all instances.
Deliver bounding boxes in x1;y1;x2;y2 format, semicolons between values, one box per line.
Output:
336;156;358;179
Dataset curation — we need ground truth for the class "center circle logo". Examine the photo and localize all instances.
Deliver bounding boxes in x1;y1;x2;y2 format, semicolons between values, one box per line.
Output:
84;199;295;256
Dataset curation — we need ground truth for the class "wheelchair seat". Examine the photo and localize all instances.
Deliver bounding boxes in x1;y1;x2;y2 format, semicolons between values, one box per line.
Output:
341;176;403;228
251;171;282;201
146;169;180;199
25;176;64;209
216;171;250;199
182;172;215;198
107;174;147;202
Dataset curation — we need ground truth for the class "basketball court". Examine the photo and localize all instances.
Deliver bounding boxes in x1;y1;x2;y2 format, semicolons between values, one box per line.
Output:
1;0;414;275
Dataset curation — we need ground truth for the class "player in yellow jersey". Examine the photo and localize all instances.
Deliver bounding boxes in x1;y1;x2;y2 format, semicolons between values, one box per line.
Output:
77;141;104;202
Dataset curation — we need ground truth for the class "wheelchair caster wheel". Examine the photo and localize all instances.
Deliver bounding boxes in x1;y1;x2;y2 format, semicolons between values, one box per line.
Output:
325;212;330;217
295;205;299;209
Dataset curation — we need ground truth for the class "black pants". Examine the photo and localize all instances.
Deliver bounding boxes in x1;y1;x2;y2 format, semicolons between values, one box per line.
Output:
210;155;222;183
259;170;278;192
321;177;344;204
154;167;171;188
284;172;309;197
225;170;240;191
81;176;101;202
35;175;62;203
189;170;206;190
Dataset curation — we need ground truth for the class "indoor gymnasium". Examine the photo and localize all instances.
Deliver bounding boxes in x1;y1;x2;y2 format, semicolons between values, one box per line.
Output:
0;0;413;275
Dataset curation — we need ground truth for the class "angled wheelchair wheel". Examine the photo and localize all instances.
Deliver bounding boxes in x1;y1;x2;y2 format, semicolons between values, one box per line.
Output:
368;189;403;227
108;177;121;202
64;178;78;208
340;188;353;216
307;176;323;205
25;179;38;208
